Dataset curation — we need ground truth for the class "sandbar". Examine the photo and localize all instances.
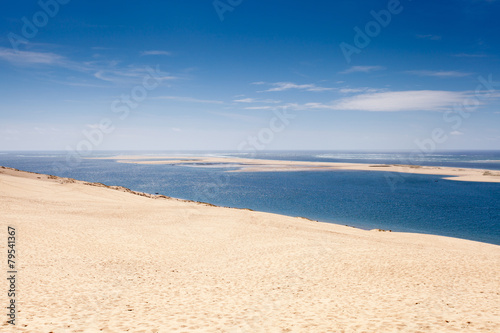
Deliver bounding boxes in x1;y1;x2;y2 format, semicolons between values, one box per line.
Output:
89;155;500;183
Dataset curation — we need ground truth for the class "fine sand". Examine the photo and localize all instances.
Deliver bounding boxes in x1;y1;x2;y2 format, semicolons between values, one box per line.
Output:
1;166;499;332
90;155;500;183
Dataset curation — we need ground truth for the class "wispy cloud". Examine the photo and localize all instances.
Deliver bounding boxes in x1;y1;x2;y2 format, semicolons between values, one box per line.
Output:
339;87;384;94
0;47;97;75
244;106;274;110
416;34;442;40
154;96;224;104
0;48;65;65
450;131;464;135
141;50;172;56
329;90;466;112
92;66;176;84
0;47;176;85
257;82;334;92
285;91;470;112
239;88;478;112
340;66;385;74
405;70;473;78
234;98;281;104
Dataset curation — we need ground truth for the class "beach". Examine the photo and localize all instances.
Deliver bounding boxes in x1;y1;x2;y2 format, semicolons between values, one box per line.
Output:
1;166;499;332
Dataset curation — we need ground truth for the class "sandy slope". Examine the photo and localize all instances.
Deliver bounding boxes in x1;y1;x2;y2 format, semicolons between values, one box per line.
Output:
0;167;499;332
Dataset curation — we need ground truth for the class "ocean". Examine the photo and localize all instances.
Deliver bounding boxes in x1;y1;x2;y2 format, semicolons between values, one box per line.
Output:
1;150;499;245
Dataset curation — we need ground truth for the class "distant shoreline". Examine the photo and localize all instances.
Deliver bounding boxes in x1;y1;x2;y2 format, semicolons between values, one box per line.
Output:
88;155;500;183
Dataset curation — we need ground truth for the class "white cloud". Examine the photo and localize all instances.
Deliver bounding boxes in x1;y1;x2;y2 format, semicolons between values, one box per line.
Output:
339;88;384;94
92;67;176;84
234;98;281;104
244;106;274;110
0;47;65;65
259;82;334;92
302;103;331;109
239;90;476;112
450;131;464;135
93;71;114;82
329;90;467;112
234;98;255;103
0;47;177;86
340;66;385;74
154;96;224;104
405;70;472;77
141;50;172;56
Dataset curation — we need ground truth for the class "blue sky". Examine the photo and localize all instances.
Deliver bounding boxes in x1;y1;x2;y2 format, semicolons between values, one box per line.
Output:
1;0;499;151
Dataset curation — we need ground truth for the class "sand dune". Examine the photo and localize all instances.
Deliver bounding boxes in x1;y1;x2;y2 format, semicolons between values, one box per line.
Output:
1;166;499;332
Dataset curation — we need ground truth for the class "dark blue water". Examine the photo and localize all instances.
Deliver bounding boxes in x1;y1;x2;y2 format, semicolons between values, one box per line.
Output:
1;151;499;245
